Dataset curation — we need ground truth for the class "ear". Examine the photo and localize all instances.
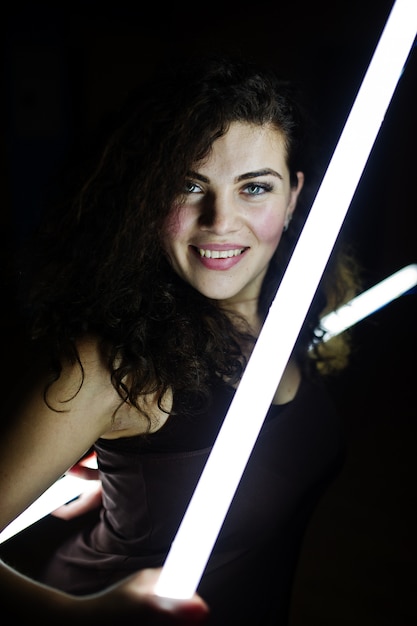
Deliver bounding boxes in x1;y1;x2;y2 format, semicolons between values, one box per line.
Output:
285;171;304;225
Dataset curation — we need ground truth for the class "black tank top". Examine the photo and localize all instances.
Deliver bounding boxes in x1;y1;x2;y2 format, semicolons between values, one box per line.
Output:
40;375;345;625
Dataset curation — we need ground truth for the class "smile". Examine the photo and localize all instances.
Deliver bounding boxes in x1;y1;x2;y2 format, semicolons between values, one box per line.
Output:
197;248;245;259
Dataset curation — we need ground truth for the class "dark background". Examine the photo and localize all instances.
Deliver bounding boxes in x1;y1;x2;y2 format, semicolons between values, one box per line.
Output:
1;1;416;624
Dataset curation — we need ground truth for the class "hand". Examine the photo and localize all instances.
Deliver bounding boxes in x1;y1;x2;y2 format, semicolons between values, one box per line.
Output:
0;559;209;625
52;454;102;520
78;568;209;625
51;481;102;520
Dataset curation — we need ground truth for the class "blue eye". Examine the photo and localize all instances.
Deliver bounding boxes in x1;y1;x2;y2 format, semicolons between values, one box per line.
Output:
185;181;202;194
244;182;273;195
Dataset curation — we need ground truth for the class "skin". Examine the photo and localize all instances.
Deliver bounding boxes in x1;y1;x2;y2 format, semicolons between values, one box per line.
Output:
0;121;303;621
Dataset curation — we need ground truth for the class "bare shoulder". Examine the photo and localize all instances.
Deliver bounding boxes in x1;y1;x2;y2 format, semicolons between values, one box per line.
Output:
73;335;173;439
44;335;117;415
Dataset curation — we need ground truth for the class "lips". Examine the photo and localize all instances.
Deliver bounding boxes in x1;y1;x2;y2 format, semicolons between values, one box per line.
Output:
190;245;248;271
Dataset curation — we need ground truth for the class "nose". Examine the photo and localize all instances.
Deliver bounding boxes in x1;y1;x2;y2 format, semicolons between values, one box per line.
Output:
199;191;241;234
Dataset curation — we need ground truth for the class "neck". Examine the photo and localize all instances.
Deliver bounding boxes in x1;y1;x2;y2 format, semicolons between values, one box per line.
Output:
218;297;262;337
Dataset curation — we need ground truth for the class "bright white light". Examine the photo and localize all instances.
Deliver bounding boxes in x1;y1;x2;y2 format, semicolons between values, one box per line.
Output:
0;454;98;545
154;0;417;600
0;474;100;544
319;264;417;343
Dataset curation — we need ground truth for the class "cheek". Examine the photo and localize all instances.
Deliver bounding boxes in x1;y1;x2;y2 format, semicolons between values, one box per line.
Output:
161;216;185;257
163;214;181;242
253;211;285;249
163;206;193;242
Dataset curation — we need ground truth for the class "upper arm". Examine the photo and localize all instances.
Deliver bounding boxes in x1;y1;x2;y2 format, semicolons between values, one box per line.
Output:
0;337;119;532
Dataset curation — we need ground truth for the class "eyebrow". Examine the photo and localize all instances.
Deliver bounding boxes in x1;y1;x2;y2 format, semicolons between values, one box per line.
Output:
236;168;283;182
187;168;283;184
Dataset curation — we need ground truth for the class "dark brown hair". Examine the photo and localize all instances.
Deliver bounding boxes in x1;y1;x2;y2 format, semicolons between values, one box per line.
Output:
22;54;361;420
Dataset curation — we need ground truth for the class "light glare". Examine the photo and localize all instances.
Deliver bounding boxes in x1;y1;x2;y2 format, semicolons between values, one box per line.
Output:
319;264;417;342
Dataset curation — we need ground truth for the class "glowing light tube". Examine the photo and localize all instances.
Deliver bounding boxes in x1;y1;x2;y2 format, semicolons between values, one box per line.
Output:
155;0;417;599
0;474;100;544
319;264;417;343
0;454;98;545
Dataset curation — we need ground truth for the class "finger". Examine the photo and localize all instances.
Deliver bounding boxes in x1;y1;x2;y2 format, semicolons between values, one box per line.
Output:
124;569;209;617
67;464;99;480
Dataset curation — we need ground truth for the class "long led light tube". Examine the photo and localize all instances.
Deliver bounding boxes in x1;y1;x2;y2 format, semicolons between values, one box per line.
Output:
1;265;415;545
0;474;100;544
155;0;417;599
0;454;99;545
319;263;417;343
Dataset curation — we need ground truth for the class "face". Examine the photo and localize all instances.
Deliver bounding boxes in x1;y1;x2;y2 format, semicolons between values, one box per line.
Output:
162;122;304;312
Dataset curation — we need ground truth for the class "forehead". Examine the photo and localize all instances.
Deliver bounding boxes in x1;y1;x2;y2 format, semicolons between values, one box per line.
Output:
197;122;288;174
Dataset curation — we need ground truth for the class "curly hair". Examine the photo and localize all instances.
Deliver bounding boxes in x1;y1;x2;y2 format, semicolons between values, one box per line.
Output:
21;54;361;420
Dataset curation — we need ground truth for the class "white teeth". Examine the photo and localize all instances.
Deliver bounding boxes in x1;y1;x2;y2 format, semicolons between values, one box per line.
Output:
198;248;244;259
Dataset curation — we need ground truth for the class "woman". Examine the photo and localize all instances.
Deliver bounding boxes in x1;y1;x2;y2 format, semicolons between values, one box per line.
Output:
0;54;360;624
